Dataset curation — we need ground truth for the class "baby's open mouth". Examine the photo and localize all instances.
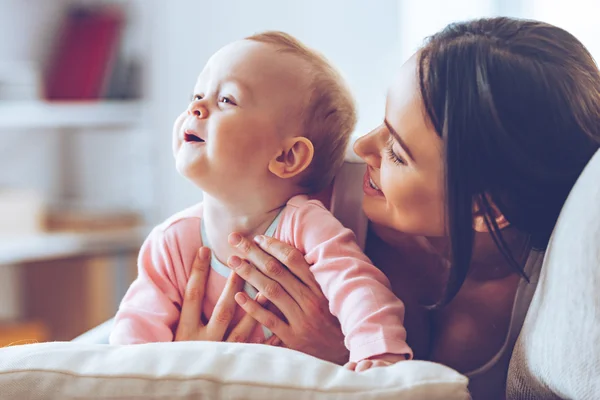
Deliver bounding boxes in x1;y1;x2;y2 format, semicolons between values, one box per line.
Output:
184;130;205;143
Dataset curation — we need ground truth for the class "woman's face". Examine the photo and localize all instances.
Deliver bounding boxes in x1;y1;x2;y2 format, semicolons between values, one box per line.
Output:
354;55;446;237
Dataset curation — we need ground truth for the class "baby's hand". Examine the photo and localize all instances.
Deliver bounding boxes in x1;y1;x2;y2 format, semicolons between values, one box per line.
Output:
344;353;407;372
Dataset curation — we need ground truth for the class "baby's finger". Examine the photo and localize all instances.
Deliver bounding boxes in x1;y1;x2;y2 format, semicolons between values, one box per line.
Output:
355;360;374;372
344;361;357;371
371;360;392;369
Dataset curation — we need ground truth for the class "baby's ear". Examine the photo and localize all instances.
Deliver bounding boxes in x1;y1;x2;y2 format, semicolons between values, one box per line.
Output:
268;137;314;180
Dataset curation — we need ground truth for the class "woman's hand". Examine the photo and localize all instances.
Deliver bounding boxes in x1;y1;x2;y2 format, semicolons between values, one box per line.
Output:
174;247;265;343
226;233;349;365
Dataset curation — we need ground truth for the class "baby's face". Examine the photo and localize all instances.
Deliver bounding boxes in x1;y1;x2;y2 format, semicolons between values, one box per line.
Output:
173;40;310;201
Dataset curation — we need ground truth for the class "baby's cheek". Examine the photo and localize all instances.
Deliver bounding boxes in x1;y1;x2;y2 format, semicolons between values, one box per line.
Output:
172;113;186;154
172;136;181;158
173;112;186;133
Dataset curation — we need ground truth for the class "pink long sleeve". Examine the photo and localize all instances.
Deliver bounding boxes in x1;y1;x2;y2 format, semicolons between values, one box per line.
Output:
109;225;185;344
283;197;413;362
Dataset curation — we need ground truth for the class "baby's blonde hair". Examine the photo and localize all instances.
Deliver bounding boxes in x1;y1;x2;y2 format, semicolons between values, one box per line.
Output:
246;31;357;193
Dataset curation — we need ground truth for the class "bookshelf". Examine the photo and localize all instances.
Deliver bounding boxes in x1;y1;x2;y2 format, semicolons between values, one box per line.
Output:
0;101;143;130
0;228;144;266
0;0;153;342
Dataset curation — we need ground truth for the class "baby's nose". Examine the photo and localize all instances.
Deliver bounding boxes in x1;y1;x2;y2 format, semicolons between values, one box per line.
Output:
188;102;208;119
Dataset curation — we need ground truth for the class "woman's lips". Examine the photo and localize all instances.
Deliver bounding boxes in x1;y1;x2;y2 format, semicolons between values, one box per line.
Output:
363;170;384;197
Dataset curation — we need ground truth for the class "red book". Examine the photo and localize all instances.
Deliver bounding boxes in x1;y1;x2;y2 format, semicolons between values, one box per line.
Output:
45;6;124;100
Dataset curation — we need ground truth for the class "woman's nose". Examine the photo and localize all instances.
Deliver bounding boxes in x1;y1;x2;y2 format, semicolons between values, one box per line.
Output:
187;101;209;119
354;128;383;169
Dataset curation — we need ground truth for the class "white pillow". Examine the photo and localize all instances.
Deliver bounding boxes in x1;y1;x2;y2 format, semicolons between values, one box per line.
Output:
507;149;600;399
0;341;469;399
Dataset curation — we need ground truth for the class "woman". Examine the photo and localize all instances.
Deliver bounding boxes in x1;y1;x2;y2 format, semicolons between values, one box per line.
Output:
173;17;600;399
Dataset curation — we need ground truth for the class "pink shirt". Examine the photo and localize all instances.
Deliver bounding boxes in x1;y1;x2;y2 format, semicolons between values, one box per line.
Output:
110;195;412;362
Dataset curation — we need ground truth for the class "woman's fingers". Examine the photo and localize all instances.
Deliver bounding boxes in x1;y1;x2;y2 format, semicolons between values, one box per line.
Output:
227;254;303;321
178;247;211;334
234;291;292;345
229;233;313;312
264;334;283;347
228;233;347;364
253;234;321;294
229;233;300;284
229;233;292;280
247;235;329;318
225;311;257;343
207;271;245;340
225;294;267;343
253;234;330;317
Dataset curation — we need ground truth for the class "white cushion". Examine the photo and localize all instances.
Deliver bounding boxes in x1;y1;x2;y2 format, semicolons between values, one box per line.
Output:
507;149;600;399
0;341;469;399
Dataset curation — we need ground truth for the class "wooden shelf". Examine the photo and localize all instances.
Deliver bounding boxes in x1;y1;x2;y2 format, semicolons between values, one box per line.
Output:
0;320;49;347
0;228;145;265
0;101;143;129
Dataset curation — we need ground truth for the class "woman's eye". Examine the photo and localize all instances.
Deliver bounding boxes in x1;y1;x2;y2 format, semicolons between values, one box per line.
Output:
385;137;405;166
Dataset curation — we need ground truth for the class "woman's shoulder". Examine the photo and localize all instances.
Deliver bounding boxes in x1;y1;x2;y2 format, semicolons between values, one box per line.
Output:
330;160;368;250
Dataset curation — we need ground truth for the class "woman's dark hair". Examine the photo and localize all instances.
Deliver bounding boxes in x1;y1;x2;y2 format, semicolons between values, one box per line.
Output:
418;17;600;306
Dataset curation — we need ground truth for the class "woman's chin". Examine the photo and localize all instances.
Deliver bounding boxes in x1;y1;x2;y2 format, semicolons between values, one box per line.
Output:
362;198;392;227
362;200;431;236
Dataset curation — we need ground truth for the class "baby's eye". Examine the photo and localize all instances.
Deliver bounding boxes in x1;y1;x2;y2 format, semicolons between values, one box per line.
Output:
219;96;237;106
191;94;203;101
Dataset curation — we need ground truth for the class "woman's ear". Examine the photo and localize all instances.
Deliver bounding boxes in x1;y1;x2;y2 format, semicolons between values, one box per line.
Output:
473;197;510;233
268;137;314;180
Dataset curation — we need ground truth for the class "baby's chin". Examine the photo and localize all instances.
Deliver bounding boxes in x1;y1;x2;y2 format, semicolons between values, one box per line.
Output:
174;164;225;195
175;157;202;182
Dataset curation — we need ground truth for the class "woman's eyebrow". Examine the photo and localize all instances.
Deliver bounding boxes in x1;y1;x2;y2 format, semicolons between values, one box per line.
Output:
384;118;415;162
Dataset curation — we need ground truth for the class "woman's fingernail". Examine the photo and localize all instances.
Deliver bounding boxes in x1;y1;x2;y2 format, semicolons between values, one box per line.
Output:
229;233;242;246
255;293;268;305
253;235;263;244
228;255;241;268
235;292;247;305
198;247;210;260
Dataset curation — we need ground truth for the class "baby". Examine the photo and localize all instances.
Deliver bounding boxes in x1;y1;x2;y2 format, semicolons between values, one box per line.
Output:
110;31;412;369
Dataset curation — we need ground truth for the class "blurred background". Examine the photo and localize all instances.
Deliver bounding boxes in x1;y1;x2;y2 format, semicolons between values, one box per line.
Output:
0;0;598;344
